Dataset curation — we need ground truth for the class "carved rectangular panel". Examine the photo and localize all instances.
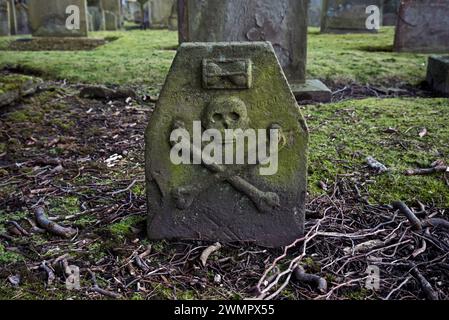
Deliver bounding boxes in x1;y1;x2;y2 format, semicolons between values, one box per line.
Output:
202;59;252;90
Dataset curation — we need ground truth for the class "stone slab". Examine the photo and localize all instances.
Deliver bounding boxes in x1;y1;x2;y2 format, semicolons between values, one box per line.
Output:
291;79;332;103
0;74;42;108
427;56;449;97
394;0;449;53
9;36;105;50
29;0;89;37
145;42;309;247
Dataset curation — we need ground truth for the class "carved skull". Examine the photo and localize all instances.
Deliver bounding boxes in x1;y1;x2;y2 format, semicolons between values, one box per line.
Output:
202;96;250;141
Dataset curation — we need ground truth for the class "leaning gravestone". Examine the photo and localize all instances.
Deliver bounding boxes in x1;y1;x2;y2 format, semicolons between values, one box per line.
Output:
145;42;309;247
321;0;383;33
178;0;331;102
308;0;322;27
0;0;10;36
427;56;449;97
394;0;449;53
102;0;121;30
87;0;105;31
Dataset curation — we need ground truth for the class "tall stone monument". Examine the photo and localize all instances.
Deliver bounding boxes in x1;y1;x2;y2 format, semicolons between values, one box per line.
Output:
178;0;331;103
0;0;10;36
145;42;309;247
321;0;383;33
394;0;449;53
29;0;89;37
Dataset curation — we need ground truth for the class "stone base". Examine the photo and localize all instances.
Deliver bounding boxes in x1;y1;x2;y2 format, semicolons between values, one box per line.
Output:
9;37;106;51
427;56;449;97
291;79;332;103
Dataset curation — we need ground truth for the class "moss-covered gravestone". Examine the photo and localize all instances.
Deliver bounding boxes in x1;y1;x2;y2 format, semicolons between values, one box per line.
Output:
427;56;449;97
143;0;175;29
394;0;449;53
0;0;10;36
178;0;331;103
102;0;121;31
145;42;309;247
321;0;382;33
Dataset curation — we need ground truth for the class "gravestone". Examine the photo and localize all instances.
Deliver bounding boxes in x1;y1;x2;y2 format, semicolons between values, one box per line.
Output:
144;0;175;29
382;0;399;26
178;0;331;102
15;1;30;34
321;0;383;33
394;0;449;53
168;1;177;31
145;42;309;247
8;0;17;34
0;0;10;36
87;0;105;31
29;0;89;37
427;56;449;97
102;0;121;30
308;0;322;27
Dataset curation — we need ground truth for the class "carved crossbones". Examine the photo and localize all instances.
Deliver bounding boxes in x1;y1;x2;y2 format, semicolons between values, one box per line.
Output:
170;120;281;214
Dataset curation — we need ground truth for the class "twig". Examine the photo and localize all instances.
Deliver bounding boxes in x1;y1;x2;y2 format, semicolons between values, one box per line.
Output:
405;166;448;176
409;263;439;300
422;218;449;232
109;179;143;196
200;242;222;267
41;262;55;286
34;206;77;238
293;266;327;293
392;201;422;230
88;269;121;299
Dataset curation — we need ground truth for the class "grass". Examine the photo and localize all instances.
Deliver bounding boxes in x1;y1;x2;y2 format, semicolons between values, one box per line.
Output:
0;27;429;89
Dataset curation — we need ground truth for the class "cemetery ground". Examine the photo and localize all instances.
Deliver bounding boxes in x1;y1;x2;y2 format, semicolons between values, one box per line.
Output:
0;27;448;300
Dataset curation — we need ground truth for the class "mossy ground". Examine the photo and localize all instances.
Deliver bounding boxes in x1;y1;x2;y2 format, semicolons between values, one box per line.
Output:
0;26;448;300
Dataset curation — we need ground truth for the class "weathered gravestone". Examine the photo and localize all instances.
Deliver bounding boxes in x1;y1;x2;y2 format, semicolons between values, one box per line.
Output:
15;1;30;34
308;0;322;27
394;0;449;53
427;56;449;97
0;0;10;36
87;0;105;31
145;42;309;247
8;0;17;34
144;0;175;29
28;0;89;37
321;0;383;33
178;0;331;102
102;0;121;30
382;0;399;26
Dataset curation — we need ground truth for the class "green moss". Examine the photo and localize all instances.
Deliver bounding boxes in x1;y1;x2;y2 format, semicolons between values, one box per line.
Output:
108;215;146;239
0;243;24;265
48;196;80;217
0;143;6;154
306;97;449;206
6;109;43;123
344;288;370;300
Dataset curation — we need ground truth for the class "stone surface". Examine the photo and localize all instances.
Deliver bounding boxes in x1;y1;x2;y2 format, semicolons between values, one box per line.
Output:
145;42;309;247
15;1;30;34
308;0;322;27
321;0;382;33
0;0;10;36
427;56;449;97
102;0;121;30
9;36;105;50
382;0;399;26
88;0;105;31
0;74;42;108
394;0;449;53
178;0;308;87
29;0;89;37
291;79;332;103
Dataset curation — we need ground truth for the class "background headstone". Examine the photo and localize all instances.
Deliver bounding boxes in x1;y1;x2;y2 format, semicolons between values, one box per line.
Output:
427;56;449;97
308;0;322;27
15;1;30;34
0;0;10;36
88;0;105;31
321;0;383;33
102;0;121;30
382;0;399;26
394;0;449;53
28;0;89;37
143;0;175;29
178;0;331;102
145;42;309;247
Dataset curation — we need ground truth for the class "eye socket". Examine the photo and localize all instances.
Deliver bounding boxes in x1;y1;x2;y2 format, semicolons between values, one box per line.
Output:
229;112;240;121
212;113;223;122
